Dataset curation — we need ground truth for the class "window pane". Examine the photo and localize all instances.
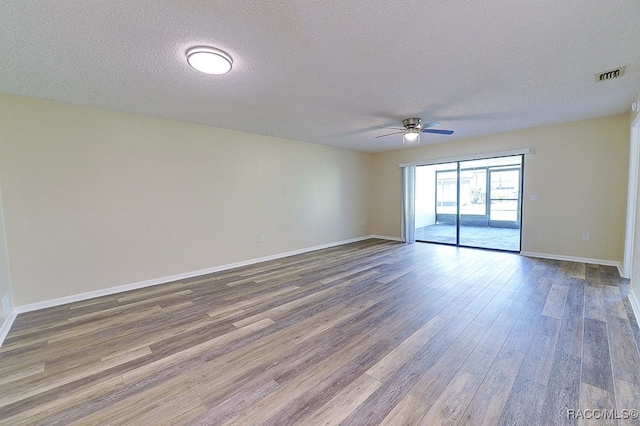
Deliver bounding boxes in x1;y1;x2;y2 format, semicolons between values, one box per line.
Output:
490;199;518;221
436;171;457;214
459;169;486;216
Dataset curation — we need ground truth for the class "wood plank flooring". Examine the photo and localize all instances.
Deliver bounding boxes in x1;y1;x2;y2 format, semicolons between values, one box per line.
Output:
1;239;639;425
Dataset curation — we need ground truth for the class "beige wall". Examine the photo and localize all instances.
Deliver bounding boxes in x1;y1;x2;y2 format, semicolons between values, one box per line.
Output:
0;91;633;308
0;93;373;306
371;115;630;263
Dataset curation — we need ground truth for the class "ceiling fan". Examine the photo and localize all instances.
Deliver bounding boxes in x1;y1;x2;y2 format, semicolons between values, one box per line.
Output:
375;118;454;144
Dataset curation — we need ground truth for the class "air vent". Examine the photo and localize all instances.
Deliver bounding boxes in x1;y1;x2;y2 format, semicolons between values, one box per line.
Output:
596;66;625;82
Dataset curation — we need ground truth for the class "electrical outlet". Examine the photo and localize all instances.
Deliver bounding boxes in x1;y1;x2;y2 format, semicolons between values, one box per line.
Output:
530;194;539;201
259;235;265;242
583;233;590;241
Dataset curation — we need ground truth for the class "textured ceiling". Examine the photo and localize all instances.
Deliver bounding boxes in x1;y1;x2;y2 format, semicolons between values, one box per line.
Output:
2;1;639;152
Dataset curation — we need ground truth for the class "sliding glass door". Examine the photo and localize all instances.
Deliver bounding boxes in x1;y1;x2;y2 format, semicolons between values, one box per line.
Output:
415;155;523;252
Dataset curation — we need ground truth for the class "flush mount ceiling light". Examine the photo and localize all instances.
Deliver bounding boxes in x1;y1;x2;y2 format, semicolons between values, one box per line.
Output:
186;46;233;74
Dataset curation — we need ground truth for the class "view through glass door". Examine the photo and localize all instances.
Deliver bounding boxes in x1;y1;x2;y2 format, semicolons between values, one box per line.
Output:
415;155;522;252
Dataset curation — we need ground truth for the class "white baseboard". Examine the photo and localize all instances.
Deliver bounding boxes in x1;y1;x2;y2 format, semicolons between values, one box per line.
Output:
371;235;404;242
15;235;377;315
0;309;17;348
629;290;640;324
520;251;622;275
619;264;631;280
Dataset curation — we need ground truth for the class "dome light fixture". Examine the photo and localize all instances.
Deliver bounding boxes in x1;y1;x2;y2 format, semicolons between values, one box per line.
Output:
186;46;233;74
403;127;420;144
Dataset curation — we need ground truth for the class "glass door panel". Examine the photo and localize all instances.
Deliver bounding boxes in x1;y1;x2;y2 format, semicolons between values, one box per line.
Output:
415;162;458;245
458;159;489;249
461;158;521;251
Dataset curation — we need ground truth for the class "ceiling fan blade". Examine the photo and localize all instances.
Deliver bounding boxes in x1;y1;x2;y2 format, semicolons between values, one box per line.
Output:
374;130;404;138
422;129;454;135
422;121;441;129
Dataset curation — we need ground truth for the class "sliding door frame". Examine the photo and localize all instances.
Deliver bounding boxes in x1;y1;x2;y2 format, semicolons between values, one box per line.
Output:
415;153;525;253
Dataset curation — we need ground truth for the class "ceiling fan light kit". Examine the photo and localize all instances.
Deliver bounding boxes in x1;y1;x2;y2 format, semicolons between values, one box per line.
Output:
403;127;420;144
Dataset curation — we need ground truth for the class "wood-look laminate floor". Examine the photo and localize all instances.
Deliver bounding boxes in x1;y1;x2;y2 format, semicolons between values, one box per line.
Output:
1;239;639;425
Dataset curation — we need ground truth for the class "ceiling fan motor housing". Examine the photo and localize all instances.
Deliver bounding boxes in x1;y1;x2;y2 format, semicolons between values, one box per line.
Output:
402;117;421;129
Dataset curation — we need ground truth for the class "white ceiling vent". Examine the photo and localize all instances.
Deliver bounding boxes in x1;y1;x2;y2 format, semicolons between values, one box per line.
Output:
596;66;625;82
